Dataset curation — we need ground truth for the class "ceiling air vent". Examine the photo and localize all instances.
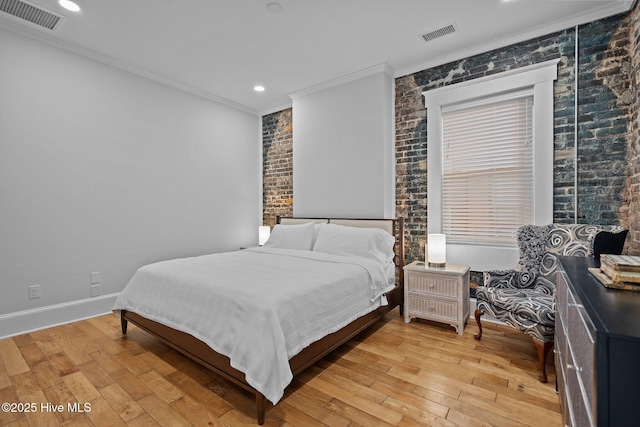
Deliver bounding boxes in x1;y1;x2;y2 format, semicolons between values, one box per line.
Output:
0;0;64;31
421;23;457;43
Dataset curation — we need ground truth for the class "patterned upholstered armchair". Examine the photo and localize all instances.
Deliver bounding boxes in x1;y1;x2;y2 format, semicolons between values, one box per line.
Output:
474;223;628;383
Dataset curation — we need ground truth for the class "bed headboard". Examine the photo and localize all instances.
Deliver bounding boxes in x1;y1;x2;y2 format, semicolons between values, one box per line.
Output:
276;216;405;289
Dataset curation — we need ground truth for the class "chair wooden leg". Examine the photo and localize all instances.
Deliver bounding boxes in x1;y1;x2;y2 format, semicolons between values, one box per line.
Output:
474;309;484;340
533;338;553;383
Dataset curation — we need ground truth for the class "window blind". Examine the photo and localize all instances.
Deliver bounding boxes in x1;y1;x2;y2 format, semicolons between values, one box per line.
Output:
441;92;534;245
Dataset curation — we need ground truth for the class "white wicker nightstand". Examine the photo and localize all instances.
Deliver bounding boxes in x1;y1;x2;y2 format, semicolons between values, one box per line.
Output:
403;260;470;335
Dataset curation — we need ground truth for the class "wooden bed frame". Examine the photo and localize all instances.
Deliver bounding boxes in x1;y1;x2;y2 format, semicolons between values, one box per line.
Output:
119;217;405;424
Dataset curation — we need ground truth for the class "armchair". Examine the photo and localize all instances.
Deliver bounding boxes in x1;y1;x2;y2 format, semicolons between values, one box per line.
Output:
474;223;627;383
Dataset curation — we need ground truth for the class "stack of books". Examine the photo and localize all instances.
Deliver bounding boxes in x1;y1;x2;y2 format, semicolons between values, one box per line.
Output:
590;254;640;291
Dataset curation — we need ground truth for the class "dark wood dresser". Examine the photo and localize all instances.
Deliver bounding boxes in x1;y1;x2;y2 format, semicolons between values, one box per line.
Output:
555;256;640;427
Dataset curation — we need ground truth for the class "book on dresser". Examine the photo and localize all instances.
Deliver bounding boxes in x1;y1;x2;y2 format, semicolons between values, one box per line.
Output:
589;254;640;292
589;254;640;291
599;254;640;284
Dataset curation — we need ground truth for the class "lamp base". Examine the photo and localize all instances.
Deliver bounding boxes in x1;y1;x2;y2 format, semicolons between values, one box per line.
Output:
428;262;446;268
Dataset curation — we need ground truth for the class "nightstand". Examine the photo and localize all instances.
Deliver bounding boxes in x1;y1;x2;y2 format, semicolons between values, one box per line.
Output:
403;260;470;335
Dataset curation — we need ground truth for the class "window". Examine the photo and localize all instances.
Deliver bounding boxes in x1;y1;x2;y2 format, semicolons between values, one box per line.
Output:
441;91;534;245
423;59;558;270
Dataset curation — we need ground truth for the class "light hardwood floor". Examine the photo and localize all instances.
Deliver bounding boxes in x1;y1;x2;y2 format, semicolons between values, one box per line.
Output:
0;309;561;426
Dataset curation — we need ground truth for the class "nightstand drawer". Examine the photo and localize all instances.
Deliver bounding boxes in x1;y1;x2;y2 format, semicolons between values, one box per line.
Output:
403;261;470;335
407;273;458;298
407;293;458;321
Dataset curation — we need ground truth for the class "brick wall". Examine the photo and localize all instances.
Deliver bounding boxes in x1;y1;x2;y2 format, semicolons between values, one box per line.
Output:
396;11;639;261
579;16;631;224
625;4;640;254
262;5;640;259
396;30;577;261
553;31;580;222
262;108;293;227
396;77;427;261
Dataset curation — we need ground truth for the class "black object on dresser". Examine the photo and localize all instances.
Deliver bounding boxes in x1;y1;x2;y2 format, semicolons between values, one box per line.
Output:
555;256;640;427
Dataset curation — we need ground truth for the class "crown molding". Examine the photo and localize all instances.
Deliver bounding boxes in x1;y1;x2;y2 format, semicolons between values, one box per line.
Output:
259;102;293;117
289;62;395;100
0;21;259;116
395;0;636;79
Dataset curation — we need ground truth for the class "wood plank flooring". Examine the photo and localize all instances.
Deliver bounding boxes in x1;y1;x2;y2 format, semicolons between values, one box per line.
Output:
0;309;561;426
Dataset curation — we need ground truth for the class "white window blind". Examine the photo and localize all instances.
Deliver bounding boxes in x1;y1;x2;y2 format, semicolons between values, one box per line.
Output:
441;91;534;245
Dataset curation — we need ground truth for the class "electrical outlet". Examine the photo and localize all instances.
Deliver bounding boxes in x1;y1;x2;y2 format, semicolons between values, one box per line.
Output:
90;284;101;297
28;285;41;299
90;272;101;284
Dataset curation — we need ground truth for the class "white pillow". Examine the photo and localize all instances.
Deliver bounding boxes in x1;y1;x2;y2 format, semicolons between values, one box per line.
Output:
313;223;323;246
263;222;315;250
313;223;395;265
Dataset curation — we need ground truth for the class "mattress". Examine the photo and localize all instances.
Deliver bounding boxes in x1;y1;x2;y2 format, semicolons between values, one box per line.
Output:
113;247;394;404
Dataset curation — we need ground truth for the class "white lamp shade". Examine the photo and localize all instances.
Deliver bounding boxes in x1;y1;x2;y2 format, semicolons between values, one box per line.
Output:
427;234;446;266
258;226;271;246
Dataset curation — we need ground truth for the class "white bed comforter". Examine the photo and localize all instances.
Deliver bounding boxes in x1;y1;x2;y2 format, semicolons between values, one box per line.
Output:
113;247;394;404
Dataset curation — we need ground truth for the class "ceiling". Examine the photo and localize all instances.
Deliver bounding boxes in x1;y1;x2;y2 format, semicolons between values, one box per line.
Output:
0;0;635;115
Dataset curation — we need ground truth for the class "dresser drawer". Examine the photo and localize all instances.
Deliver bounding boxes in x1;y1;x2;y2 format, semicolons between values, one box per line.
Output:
555;315;568;369
566;350;595;427
556;270;569;324
555;353;570;427
567;290;596;415
407;273;458;298
556;256;640;426
407;293;458;321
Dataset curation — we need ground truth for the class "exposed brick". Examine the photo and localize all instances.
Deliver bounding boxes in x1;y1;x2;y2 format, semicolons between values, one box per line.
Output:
394;10;640;262
622;3;640;254
262;109;293;227
262;3;640;260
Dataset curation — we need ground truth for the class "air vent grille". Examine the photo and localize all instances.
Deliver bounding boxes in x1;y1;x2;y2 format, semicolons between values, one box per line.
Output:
421;23;457;43
0;0;63;30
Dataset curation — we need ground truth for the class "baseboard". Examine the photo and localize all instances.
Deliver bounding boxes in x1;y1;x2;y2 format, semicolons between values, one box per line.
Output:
0;293;120;339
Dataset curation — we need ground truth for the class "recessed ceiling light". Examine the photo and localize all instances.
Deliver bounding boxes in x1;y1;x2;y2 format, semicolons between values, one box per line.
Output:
59;0;80;12
254;85;265;92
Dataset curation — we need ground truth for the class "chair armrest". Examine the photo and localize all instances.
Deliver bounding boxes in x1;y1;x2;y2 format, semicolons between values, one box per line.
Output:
483;269;538;289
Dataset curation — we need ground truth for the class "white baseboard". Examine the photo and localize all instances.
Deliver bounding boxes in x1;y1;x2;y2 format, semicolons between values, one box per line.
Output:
0;293;120;339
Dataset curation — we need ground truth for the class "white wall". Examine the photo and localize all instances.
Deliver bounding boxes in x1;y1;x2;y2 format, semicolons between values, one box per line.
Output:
291;66;395;218
0;29;260;334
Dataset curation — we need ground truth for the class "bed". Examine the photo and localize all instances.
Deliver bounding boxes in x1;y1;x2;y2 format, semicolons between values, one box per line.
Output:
114;217;404;424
